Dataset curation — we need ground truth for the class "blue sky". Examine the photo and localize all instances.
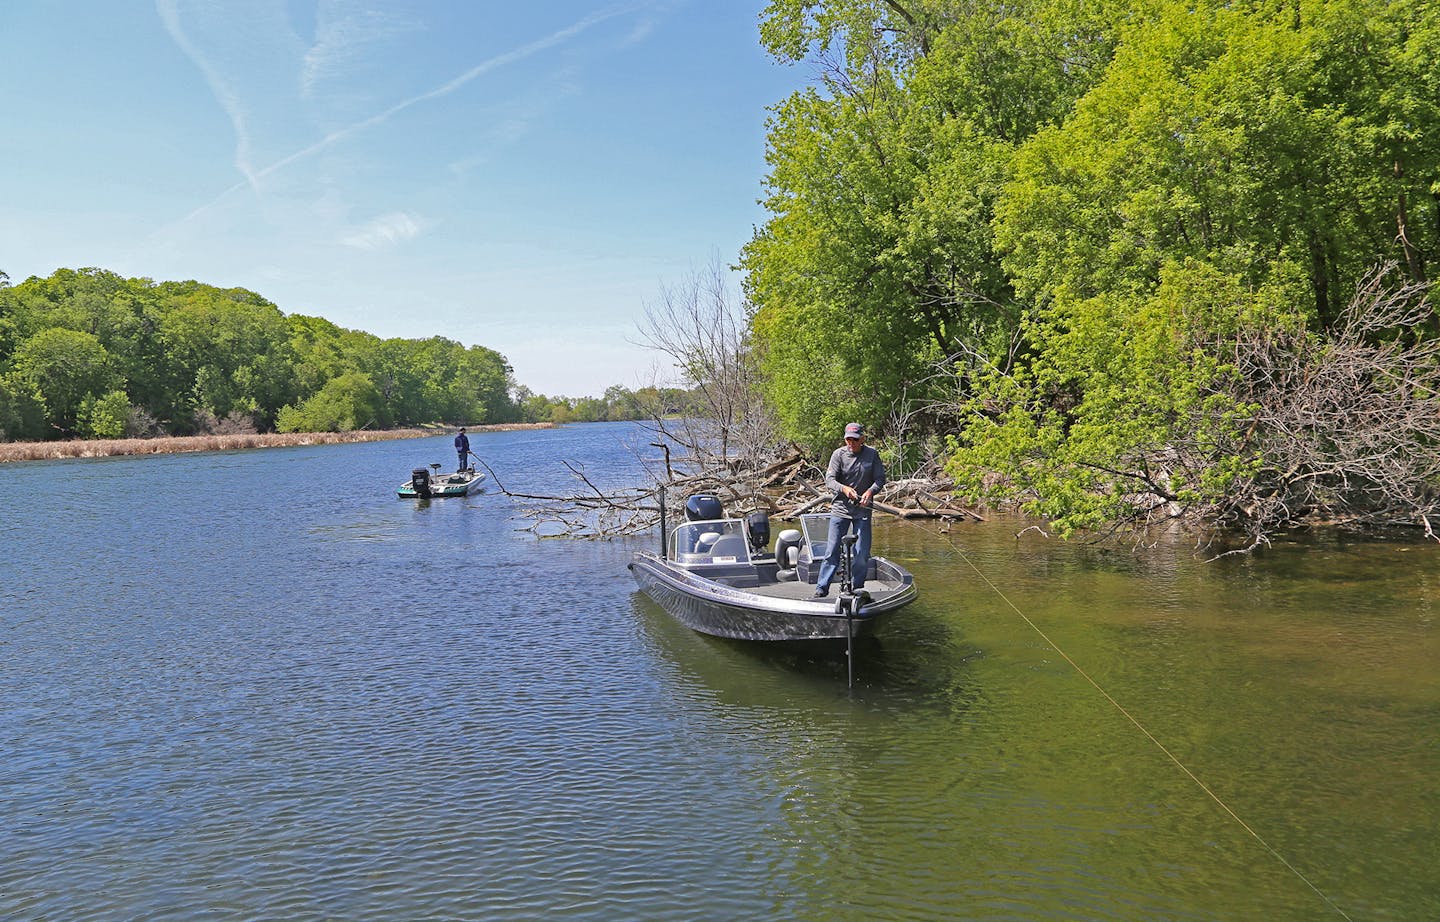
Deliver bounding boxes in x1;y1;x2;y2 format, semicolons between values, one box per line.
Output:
0;1;806;397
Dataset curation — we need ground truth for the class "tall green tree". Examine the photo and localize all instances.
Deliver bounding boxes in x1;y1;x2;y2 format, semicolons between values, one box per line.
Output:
996;0;1440;326
155;283;297;429
0;269;166;414
744;0;1129;447
286;314;361;400
276;371;383;433
0;267;520;440
8;328;118;435
745;0;1440;537
959;0;1440;535
460;345;516;423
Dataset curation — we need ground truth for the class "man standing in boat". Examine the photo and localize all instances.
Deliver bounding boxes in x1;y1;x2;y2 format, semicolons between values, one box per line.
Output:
815;422;885;598
454;427;470;472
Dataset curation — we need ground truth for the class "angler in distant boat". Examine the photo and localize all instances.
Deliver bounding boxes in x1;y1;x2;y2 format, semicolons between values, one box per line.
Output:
455;427;471;472
398;428;486;498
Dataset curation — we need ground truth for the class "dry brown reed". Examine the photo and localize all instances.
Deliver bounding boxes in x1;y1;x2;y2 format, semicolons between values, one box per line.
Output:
0;423;552;464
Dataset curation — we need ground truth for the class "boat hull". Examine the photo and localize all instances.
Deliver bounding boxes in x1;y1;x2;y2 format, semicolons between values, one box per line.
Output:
628;552;916;642
397;471;485;498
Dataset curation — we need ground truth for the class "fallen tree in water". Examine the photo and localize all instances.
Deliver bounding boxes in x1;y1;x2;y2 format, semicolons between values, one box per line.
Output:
482;258;978;538
479;430;981;539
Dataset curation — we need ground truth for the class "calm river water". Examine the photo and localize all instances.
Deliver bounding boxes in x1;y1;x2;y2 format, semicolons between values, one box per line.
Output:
2;422;1436;920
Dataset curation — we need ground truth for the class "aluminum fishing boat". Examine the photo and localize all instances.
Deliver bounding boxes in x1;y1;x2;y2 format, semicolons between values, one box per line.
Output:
397;463;486;498
628;495;917;644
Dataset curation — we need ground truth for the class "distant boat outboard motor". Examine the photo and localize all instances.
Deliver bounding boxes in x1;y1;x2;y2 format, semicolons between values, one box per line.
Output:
745;511;770;553
410;467;433;498
684;494;723;522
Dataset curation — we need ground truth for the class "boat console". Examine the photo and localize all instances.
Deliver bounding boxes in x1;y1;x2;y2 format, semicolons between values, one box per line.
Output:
665;494;781;587
669;519;752;563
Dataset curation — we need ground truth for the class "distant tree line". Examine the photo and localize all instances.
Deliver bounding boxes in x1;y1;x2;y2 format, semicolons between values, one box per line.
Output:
0;267;664;441
511;383;709;425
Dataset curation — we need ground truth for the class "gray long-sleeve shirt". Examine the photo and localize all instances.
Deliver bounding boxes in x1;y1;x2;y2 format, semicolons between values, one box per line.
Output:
825;443;886;519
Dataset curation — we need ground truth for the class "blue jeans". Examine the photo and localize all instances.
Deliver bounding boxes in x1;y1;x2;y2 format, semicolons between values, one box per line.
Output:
458;452;468;471
817;512;872;591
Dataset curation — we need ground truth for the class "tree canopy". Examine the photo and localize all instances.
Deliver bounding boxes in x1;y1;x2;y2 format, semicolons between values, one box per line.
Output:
744;0;1440;539
0;268;522;440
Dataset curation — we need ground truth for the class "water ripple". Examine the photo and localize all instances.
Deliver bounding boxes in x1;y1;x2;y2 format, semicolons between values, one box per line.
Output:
2;432;1436;920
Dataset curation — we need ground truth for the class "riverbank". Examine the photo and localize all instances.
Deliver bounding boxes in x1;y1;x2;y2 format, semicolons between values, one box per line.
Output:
0;422;555;464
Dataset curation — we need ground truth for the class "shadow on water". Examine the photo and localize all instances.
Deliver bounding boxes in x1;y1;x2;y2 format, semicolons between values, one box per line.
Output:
405;486;491;506
629;589;984;715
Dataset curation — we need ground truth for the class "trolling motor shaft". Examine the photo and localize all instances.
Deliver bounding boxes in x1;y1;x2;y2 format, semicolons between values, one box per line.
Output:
837;533;860;686
836;533;860;609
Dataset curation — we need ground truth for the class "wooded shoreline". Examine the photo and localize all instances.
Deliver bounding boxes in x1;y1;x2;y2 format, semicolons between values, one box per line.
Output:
0;423;555;464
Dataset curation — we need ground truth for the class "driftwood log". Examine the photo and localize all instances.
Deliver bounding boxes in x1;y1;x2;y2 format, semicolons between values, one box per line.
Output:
485;258;982;539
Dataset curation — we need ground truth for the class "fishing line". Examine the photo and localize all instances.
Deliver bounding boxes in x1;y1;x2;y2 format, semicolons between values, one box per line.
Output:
914;520;1354;922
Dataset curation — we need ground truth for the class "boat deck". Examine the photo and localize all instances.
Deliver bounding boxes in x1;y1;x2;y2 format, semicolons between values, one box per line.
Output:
630;547;917;644
397;470;485;498
741;577;907;602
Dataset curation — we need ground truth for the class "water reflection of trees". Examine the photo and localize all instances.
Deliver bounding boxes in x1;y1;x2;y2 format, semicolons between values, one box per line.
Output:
628;505;1440;919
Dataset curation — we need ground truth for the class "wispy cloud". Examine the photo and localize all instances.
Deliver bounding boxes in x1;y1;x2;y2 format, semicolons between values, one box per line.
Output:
341;212;425;250
259;6;632;184
155;0;261;190
301;4;421;100
152;3;651;236
447;64;585;179
151;1;659;253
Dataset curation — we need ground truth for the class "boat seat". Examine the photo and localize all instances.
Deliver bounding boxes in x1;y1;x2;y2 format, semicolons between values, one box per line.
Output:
707;534;748;560
694;531;721;553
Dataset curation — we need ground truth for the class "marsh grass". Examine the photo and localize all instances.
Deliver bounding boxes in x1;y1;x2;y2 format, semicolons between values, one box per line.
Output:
0;423;551;464
0;430;432;463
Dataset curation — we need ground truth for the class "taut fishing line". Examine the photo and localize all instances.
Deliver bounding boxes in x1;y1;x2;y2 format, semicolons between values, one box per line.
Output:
915;521;1354;921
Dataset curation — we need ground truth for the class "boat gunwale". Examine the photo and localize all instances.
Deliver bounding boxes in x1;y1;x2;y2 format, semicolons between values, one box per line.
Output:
629;551;916;622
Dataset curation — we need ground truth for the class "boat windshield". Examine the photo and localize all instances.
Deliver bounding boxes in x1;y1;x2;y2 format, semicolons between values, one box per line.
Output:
800;514;831;558
669;519;752;565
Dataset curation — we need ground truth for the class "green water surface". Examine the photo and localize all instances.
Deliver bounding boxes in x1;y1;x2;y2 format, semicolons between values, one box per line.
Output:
3;425;1435;920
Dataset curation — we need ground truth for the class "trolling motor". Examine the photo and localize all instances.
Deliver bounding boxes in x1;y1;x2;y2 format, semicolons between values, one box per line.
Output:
837;534;860;607
837;533;860;687
410;467;433;498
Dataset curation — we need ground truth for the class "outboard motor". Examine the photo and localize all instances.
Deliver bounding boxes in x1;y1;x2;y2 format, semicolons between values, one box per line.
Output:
745;511;771;553
410;467;433;498
684;494;723;522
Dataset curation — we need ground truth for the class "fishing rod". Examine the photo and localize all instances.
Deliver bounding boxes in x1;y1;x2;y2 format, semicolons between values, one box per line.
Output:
910;517;1355;921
